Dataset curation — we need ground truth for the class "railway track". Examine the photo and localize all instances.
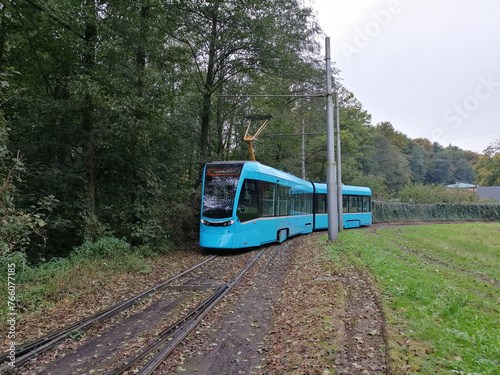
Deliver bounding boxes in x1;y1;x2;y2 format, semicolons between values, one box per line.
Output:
3;248;266;374
0;255;217;372
104;247;265;375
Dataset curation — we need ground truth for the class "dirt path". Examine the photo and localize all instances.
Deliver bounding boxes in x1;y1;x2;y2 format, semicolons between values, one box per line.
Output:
335;266;387;374
262;233;388;375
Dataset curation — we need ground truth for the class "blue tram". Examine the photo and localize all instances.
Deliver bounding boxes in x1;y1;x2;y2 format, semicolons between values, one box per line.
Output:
200;161;371;249
312;183;372;229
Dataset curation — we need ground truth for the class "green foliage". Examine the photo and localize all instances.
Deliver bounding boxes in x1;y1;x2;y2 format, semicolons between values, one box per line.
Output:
398;183;480;204
375;121;410;152
358;126;479;189
0;194;58;256
73;237;131;259
340;159;388;199
0;236;153;316
407;140;433;183
0;251;31;276
363;131;412;193
1;0;325;260
1;72;59;256
373;201;500;223
68;330;86;342
474;140;500;186
426;144;476;184
81;213;113;243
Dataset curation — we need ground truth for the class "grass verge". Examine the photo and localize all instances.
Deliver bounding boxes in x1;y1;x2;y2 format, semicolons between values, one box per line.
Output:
323;223;500;374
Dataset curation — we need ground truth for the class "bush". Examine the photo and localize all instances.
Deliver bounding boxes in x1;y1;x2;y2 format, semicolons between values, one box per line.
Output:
0;237;151;316
398;183;480;204
73;237;131;259
373;201;500;223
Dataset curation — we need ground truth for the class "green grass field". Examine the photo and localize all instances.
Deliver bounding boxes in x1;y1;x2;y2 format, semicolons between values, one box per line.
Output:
325;223;500;374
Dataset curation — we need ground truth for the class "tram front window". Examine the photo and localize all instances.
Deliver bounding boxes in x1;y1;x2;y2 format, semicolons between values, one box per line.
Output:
202;164;242;219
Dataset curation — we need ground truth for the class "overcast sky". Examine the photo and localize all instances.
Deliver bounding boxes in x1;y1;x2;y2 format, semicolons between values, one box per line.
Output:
311;0;500;154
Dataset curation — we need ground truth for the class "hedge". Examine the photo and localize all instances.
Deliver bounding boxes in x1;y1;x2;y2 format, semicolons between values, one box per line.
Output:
372;201;500;223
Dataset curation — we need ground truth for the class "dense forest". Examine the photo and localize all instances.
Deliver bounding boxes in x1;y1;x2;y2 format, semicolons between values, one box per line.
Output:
1;0;500;261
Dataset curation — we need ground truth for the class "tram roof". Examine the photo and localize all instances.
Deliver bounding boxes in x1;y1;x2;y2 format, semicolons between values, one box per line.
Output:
206;161;312;187
243;161;312;187
205;162;371;195
313;183;372;196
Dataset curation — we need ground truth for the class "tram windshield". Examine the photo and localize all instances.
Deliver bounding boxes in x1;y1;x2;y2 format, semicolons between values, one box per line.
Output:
202;164;243;219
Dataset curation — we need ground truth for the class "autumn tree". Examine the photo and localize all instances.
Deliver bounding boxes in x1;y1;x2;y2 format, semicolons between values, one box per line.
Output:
475;140;500;186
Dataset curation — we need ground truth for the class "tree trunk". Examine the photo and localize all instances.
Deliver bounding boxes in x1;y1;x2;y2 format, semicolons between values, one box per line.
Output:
82;16;97;214
200;92;212;161
199;6;219;161
0;4;7;71
216;96;224;156
82;93;96;214
136;3;149;98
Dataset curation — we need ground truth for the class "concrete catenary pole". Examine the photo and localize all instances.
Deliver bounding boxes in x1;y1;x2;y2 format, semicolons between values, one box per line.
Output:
335;92;343;231
325;37;339;241
301;118;306;180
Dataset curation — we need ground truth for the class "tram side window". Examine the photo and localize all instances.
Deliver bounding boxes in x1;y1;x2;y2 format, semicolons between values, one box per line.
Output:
304;193;313;214
344;195;371;213
343;196;349;213
262;182;276;217
362;196;371;212
290;190;298;215
349;196;358;213
316;193;327;214
291;190;313;215
237;179;260;222
277;185;291;216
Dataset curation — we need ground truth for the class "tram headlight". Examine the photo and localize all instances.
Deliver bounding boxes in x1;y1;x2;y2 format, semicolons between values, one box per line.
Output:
201;219;234;227
221;220;235;227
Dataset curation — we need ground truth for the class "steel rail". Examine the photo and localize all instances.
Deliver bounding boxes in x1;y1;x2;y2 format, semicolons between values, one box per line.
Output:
0;256;216;370
105;248;266;375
